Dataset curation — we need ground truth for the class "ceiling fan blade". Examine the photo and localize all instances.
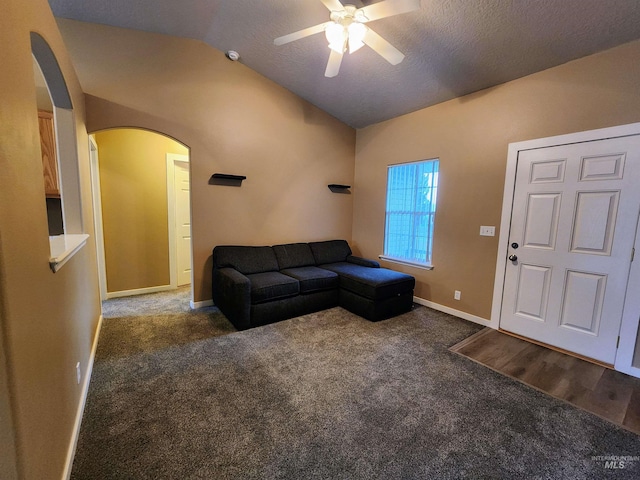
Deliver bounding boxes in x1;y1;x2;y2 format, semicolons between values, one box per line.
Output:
325;49;344;77
274;22;331;46
363;28;405;65
320;0;345;12
358;0;421;22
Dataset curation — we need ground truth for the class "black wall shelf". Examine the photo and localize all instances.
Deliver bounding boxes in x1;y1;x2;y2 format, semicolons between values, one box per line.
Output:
212;173;246;181
209;173;246;187
328;184;351;194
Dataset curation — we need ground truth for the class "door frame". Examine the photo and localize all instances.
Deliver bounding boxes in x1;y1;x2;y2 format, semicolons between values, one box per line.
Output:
490;122;640;377
89;135;192;301
166;153;192;291
89;135;107;301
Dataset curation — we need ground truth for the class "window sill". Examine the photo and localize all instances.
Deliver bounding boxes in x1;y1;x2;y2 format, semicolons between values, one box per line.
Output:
378;255;434;270
49;234;89;272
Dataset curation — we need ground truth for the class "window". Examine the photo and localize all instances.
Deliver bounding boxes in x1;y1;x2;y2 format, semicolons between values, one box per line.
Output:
32;32;88;272
383;159;439;267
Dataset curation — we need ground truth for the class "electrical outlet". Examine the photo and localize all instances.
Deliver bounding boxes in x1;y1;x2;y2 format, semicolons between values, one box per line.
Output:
454;290;461;300
480;226;495;236
76;362;81;385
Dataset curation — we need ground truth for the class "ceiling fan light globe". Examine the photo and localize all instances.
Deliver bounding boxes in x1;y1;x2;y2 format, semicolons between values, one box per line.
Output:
325;22;346;44
327;39;346;52
348;21;367;43
349;40;364;53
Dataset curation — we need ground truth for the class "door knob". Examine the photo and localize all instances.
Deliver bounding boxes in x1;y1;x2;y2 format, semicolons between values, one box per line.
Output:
508;255;518;262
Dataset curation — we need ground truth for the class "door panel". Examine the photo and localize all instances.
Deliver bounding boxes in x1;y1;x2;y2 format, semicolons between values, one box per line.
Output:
514;264;551;321
523;193;561;249
500;135;640;364
174;162;192;286
579;153;624;181
559;270;606;334
570;191;618;255
530;159;566;183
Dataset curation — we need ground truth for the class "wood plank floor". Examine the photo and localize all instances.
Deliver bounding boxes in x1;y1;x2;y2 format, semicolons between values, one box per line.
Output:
450;328;640;435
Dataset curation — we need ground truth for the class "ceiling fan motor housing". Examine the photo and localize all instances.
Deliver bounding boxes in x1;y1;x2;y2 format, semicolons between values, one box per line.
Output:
329;5;368;25
327;5;368;53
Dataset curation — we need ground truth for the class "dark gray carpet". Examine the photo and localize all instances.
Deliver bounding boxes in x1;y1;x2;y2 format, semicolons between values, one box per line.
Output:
71;288;640;479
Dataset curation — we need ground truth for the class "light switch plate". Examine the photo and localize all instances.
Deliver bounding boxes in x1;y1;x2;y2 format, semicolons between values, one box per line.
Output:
480;226;495;237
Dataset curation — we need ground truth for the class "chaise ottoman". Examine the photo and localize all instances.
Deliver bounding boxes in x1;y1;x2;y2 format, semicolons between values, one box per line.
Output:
309;241;416;321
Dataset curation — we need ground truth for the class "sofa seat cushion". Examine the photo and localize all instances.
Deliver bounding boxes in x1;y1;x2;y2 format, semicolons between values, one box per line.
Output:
246;272;299;304
273;243;316;269
280;266;339;293
320;262;415;300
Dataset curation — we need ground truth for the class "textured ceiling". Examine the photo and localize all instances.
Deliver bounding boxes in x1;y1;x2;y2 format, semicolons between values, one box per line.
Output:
48;0;640;128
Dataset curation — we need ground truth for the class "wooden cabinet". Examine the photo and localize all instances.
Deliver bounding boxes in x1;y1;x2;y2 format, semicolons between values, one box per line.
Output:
38;110;60;198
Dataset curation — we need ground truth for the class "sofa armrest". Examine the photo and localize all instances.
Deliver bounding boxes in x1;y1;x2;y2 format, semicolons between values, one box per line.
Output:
213;267;252;329
347;255;380;268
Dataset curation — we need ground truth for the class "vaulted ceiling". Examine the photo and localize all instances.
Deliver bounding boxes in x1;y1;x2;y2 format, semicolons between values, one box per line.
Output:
48;0;640;128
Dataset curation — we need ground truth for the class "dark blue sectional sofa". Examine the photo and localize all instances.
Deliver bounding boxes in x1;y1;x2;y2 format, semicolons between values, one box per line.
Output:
212;240;415;330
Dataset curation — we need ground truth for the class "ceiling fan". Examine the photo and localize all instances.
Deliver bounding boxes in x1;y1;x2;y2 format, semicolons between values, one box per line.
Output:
274;0;421;78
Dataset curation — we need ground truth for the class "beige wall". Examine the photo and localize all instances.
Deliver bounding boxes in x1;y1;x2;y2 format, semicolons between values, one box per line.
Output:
56;19;356;303
0;4;635;478
95;129;188;293
0;325;18;480
354;40;640;320
0;1;101;479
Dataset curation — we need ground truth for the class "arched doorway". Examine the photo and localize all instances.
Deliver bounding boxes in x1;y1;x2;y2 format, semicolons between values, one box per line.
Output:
89;128;192;303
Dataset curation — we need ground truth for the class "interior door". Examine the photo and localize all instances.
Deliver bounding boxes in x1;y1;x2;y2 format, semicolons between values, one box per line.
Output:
174;161;192;286
500;135;640;364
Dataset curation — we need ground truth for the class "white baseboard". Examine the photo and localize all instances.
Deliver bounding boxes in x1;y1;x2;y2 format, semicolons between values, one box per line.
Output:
62;313;103;480
106;285;173;299
190;299;214;309
413;296;491;327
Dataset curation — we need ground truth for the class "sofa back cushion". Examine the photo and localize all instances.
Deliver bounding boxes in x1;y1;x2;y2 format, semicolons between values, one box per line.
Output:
213;245;279;275
273;243;316;269
309;240;352;265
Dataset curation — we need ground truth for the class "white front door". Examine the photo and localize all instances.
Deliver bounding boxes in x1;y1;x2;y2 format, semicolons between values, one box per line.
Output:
174;161;192;286
500;135;640;364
